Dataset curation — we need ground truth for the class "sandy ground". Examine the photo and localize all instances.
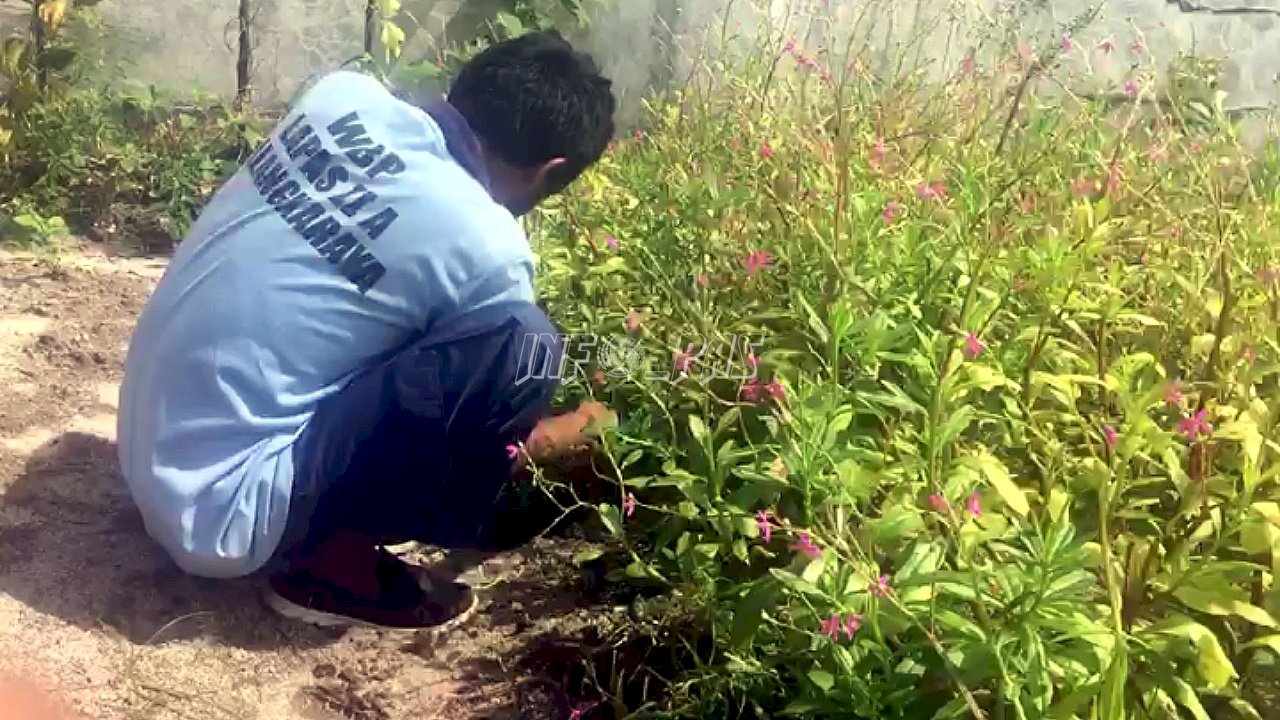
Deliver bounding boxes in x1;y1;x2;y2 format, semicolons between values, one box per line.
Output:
0;241;617;720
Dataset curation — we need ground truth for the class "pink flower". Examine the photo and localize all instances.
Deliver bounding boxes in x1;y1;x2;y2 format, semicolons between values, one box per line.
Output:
842;613;862;639
1178;409;1212;441
963;333;985;360
1124;79;1139;96
965;492;982;517
1017;45;1033;62
742;376;783;403
674;349;695;375
915;182;946;201
819;614;842;640
1164;381;1184;407
604;235;618;250
695;273;709;289
1097;37;1115;54
746;351;760;368
625;311;643;334
869;574;891;597
1072;176;1099;198
821;613;861;641
871;137;887;162
882;201;902;223
1147;145;1169;163
760;142;774;160
783;37;797;54
756;510;773;543
742;249;775;275
1242;343;1258;365
790;532;822;559
1061;33;1073;52
569;710;582;720
960;55;976;74
928;494;950;513
505;444;519;460
633;129;646;140
1131;36;1147;55
1103;424;1118;447
623;492;636;518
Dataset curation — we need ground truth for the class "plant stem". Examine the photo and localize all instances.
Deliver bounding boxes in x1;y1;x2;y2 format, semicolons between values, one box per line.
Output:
234;0;254;111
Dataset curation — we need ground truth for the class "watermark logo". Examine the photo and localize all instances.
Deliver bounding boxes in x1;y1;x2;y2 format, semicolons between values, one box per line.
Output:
515;333;765;386
597;334;647;379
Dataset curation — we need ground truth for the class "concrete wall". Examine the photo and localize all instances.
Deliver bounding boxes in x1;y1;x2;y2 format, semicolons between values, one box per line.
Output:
3;0;1280;137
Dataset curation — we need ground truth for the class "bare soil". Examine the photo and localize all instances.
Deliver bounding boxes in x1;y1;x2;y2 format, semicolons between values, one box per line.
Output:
0;241;630;720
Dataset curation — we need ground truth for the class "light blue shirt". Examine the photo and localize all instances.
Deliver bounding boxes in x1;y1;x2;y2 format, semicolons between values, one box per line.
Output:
117;70;535;578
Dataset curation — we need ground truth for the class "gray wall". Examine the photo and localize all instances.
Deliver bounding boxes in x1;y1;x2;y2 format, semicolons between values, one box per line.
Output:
4;0;1280;137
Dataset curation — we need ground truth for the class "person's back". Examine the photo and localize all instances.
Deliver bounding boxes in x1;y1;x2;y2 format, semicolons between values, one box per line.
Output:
120;31;616;631
118;69;536;579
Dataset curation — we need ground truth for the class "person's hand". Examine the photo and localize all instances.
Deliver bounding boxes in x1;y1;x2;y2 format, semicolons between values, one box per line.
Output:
521;401;613;465
572;400;611;430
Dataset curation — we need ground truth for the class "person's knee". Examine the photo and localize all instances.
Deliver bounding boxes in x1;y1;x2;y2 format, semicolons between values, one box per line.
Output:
505;300;557;338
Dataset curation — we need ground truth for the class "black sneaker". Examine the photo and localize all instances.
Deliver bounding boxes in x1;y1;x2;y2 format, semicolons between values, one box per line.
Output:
265;549;478;631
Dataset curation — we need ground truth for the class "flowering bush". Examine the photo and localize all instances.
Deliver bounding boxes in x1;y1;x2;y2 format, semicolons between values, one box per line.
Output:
525;18;1280;720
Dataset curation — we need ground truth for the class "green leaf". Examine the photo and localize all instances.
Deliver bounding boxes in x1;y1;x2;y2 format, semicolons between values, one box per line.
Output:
1242;634;1280;653
730;579;780;649
808;669;835;692
1098;645;1128;720
780;700;827;717
866;504;925;546
597;503;624;538
1048;679;1100;718
572;548;604;565
624;559;650;579
493;10;524;37
1215;416;1264;468
1229;699;1264;720
769;568;823;598
1168;676;1211;720
688;414;709;444
801;555;825;584
1148;615;1238;689
936;405;976;447
1173;585;1278;628
967;451;1029;517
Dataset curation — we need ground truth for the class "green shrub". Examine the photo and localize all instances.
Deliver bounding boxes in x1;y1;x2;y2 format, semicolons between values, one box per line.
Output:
0;84;265;248
527;22;1280;720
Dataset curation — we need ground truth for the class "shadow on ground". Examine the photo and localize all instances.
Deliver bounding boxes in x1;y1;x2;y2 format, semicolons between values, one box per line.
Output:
0;431;338;651
0;431;646;719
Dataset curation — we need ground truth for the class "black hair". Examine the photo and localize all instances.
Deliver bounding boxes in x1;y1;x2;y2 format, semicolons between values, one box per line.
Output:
447;30;616;194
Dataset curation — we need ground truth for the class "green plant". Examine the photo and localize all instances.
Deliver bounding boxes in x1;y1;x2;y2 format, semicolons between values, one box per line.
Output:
512;14;1280;720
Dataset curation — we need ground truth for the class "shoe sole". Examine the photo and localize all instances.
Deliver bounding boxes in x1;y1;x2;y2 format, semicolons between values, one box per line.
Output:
263;585;479;633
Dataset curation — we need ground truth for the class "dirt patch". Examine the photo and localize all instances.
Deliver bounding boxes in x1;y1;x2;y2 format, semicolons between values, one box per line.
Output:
0;243;639;720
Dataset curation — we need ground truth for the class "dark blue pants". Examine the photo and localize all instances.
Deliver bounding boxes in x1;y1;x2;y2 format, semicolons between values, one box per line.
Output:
272;301;563;565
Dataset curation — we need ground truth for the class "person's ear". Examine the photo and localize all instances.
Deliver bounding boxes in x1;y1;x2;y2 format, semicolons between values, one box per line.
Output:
530;157;567;194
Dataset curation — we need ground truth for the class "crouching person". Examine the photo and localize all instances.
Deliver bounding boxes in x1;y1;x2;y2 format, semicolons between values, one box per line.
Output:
116;31;617;631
